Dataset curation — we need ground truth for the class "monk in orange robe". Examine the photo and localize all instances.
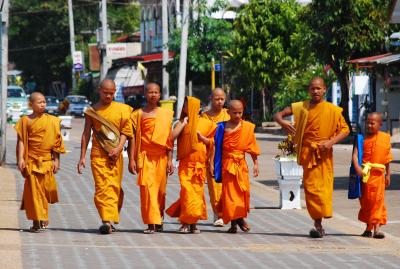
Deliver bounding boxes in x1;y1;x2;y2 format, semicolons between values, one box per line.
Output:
129;82;174;234
213;100;260;233
353;112;393;239
166;97;217;233
201;88;230;227
15;92;65;232
275;77;349;238
77;79;133;234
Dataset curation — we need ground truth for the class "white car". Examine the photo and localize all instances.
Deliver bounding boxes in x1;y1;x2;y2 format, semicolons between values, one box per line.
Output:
6;85;29;122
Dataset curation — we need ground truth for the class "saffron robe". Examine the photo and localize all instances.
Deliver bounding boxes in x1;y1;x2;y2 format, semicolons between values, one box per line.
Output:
15;114;65;221
90;102;133;223
166;97;217;224
292;101;349;220
201;108;230;217
132;107;173;225
217;120;260;224
358;131;393;226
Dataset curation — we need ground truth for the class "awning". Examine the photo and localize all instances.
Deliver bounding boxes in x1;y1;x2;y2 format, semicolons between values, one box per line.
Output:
121;52;175;63
347;53;400;68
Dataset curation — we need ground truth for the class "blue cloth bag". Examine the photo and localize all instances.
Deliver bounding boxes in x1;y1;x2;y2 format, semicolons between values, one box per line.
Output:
348;133;364;199
213;121;226;183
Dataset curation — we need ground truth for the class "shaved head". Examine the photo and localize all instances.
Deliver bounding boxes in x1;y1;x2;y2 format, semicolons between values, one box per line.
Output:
309;77;326;88
367;112;382;122
29;92;45;102
228;100;243;110
99;79;116;90
211;88;226;98
146;82;161;93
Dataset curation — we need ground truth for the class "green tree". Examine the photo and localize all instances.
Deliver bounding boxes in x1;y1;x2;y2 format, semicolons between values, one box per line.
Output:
303;0;390;126
167;0;233;95
233;0;311;119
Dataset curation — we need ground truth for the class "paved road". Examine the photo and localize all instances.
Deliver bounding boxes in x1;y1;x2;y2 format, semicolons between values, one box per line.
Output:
0;118;399;269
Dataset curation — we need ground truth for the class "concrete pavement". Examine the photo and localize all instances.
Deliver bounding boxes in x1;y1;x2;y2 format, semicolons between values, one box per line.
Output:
0;118;399;268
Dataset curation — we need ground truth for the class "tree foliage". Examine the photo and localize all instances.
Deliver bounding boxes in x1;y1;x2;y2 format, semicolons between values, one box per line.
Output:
167;0;233;89
9;0;140;93
303;0;391;125
233;0;310;90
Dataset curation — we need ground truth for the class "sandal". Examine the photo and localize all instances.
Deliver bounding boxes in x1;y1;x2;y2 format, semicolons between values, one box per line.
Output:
29;226;41;233
99;223;112;234
155;224;163;232
110;225;116;233
309;228;323;238
190;224;200;234
40;220;49;231
237;218;250;232
373;231;385;239
144;224;156;234
361;230;372;238
227;226;238;234
178;225;190;234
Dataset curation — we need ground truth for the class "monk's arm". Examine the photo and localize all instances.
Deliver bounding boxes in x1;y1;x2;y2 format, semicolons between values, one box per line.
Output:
209;146;215;177
274;106;295;135
385;163;391;187
17;137;25;172
109;134;127;160
167;149;174;175
251;154;259;178
352;144;363;177
169;118;187;141
127;136;136;175
52;152;60;173
77;115;92;174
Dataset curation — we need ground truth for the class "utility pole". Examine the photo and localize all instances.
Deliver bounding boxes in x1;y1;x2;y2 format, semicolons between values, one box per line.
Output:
67;0;76;91
176;0;181;28
161;0;169;99
0;0;8;165
99;0;108;81
176;0;190;118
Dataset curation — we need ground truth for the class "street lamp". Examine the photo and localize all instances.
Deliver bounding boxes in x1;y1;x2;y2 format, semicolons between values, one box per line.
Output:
0;0;8;165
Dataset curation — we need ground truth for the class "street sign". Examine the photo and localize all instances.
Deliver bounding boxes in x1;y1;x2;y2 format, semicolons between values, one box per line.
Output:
73;51;84;71
214;63;221;72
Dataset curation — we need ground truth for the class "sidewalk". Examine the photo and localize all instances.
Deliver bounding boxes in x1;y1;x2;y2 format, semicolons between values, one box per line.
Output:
1;123;399;268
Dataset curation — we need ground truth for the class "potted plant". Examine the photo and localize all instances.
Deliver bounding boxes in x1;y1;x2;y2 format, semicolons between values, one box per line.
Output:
274;135;303;180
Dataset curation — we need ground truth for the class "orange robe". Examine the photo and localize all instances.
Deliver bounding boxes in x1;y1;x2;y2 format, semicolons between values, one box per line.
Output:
292;101;349;220
15;114;65;221
218;120;260;224
358;131;393;226
132;107;173;225
90;102;133;223
166;97;217;224
201;108;230;217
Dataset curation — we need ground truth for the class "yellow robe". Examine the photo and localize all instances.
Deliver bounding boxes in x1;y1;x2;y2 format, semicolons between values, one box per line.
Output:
15;114;65;221
132;107;173;225
218;120;260;224
90;102;133;223
201;108;230;217
166;97;217;224
292;101;349;220
358;131;393;226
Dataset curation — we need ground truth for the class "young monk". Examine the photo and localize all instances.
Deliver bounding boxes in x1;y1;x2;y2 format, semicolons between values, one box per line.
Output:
201;88;230;227
77;79;133;234
15;92;65;232
166;97;217;234
129;82;174;234
274;77;349;238
212;100;260;233
353;112;393;239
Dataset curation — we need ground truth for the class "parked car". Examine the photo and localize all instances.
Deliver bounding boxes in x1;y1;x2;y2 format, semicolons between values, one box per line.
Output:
6;85;29;122
45;96;60;115
65;95;90;117
125;94;146;110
